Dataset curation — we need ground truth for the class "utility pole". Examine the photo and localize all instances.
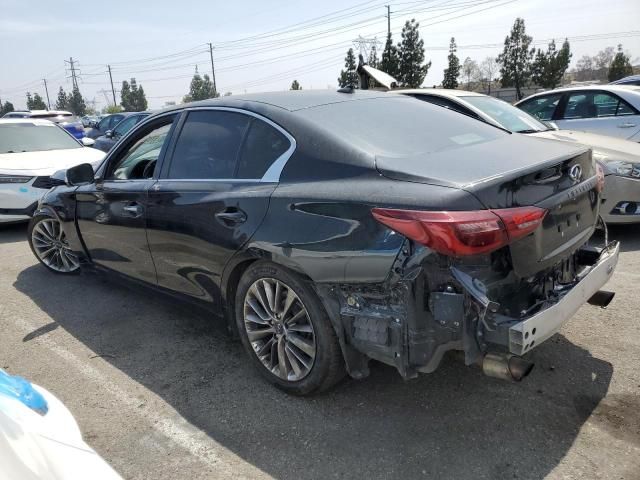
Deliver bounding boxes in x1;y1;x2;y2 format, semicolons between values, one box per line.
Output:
207;42;218;95
107;65;117;106
385;5;391;37
42;79;51;110
65;57;79;90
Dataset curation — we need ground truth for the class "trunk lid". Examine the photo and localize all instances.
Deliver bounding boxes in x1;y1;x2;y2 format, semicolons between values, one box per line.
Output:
376;135;599;277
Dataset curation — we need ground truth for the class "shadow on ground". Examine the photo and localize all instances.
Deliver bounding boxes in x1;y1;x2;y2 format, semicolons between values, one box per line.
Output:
0;223;28;245
14;264;614;480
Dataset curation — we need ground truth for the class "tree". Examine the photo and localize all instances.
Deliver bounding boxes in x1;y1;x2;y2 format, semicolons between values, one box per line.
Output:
104;104;123;114
67;85;86;116
608;44;633;82
479;57;498;94
397;19;430;88
0;101;14;116
121;78;147;111
462;57;479;90
290;80;301;90
497;17;534;100
594;46;615;71
442;37;460;89
183;71;218;102
380;32;400;79
338;48;358;88
368;44;379;69
26;92;47;110
55;87;68;110
574;55;595;81
531;39;572;89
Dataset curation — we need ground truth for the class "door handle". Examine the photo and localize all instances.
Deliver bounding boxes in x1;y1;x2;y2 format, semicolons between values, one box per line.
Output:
122;203;143;217
617;122;637;128
215;209;247;225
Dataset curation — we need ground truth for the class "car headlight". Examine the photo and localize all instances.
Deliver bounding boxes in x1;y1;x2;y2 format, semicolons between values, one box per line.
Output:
0;174;33;183
607;161;640;178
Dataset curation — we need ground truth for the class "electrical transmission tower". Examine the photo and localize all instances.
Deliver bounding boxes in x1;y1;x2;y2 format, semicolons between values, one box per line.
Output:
353;36;381;63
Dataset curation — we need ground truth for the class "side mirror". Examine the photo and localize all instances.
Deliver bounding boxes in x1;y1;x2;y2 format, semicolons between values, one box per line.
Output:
66;163;95;186
105;130;113;138
81;137;95;147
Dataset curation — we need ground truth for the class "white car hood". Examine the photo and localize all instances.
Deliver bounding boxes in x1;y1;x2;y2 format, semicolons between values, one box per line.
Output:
531;129;640;162
0;147;105;176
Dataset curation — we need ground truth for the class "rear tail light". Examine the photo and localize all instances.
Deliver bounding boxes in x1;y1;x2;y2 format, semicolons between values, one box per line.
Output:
372;206;547;257
595;162;605;193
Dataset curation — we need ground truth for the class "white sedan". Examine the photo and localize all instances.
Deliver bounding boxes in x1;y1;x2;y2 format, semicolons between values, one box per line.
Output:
0;119;104;223
514;85;640;141
392;87;640;224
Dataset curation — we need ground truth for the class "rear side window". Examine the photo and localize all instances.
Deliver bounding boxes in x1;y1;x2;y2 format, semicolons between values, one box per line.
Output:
518;93;562;121
415;95;479;119
236;119;290;179
168;110;250;179
562;91;637;119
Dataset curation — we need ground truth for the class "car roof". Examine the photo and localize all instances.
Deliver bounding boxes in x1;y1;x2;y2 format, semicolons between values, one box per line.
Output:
518;84;640;102
169;90;392;113
610;74;640;84
394;88;485;98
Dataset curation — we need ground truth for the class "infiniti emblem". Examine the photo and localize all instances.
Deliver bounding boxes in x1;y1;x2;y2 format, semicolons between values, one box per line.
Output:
568;164;583;184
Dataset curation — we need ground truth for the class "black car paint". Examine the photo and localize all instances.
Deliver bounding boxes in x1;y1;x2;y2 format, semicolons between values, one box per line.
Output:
34;91;600;381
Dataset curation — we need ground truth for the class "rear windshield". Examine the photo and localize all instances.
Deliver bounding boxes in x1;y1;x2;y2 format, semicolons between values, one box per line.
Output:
0;122;81;154
300;95;507;156
460;95;549;133
29;113;77;124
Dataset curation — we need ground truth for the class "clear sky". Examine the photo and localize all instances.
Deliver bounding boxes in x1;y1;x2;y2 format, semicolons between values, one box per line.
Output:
1;0;638;110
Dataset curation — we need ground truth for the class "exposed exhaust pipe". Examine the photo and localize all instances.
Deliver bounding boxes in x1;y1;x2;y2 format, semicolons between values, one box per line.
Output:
482;353;534;382
587;290;615;308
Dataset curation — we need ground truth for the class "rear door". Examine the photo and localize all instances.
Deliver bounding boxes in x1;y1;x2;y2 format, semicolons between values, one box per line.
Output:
146;108;293;304
554;90;640;139
75;114;178;282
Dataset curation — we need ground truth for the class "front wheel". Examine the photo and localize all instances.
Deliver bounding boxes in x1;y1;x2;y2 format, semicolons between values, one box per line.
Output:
235;261;344;395
28;215;80;274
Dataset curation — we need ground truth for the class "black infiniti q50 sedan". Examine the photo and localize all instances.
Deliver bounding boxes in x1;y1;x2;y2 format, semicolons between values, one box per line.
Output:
28;90;619;395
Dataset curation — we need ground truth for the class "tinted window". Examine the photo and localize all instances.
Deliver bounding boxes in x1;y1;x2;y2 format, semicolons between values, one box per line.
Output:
302;96;505;156
113;115;141;137
108;119;174;180
562;91;636;119
518;93;562;121
237;119;290;179
108;114;124;129
168;110;250;179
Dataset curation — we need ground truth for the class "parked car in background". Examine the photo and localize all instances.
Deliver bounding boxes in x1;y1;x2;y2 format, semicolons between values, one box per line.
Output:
0;119;104;223
515;86;640;141
2;110;86;139
28;91;617;395
93;112;150;152
395;88;640;224
609;75;640;86
85;112;128;139
81;115;100;128
0;369;123;479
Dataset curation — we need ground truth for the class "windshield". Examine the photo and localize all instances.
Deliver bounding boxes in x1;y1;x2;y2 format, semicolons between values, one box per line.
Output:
301;96;506;157
460;95;549;133
0;122;81;153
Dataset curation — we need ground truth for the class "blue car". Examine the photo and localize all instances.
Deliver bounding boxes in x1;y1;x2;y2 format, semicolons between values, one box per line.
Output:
2;110;86;139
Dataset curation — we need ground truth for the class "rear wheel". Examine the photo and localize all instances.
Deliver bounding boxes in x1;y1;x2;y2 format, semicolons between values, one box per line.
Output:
235;261;344;395
28;215;80;274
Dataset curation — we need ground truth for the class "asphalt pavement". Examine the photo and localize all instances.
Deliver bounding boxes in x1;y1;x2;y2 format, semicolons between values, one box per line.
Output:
1;221;639;480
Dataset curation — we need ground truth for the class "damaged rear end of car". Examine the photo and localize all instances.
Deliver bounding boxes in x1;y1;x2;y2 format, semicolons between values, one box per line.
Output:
343;136;617;380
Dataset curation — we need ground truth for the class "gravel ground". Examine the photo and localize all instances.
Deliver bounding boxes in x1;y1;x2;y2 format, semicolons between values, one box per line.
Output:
1;221;639;480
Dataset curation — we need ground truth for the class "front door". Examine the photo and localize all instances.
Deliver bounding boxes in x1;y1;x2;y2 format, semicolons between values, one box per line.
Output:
75;115;177;282
145;108;293;304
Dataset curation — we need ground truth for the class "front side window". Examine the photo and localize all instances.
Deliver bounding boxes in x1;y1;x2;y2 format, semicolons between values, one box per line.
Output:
168;110;250;179
113;115;141;137
237;119;290;179
107;119;174;180
518;93;563;121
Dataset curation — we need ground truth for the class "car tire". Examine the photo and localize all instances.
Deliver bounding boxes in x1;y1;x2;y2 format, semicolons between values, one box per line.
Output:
235;261;345;395
28;214;81;275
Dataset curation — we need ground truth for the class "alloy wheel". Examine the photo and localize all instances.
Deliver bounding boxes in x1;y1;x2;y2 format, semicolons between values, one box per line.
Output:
31;218;80;273
243;278;316;381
